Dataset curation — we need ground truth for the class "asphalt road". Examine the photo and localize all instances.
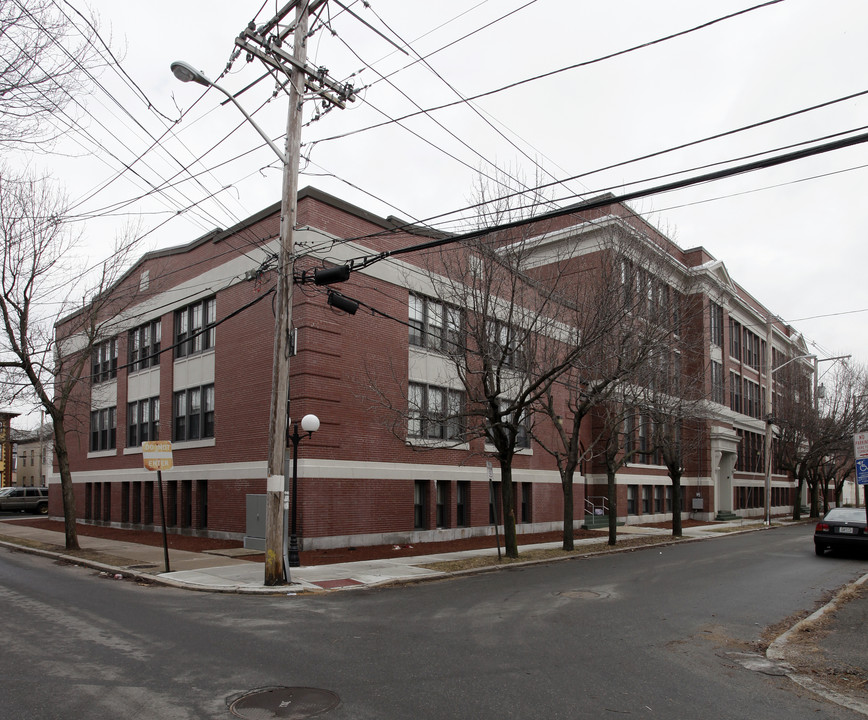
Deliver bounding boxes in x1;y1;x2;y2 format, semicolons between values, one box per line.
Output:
1;523;866;719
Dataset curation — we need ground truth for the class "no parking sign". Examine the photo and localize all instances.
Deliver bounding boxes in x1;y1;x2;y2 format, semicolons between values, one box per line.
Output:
854;432;868;485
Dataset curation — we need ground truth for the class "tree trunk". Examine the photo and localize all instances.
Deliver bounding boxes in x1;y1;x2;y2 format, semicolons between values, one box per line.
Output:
561;468;575;551
809;478;820;518
791;471;804;521
670;472;683;538
53;419;80;551
499;462;518;558
607;466;617;546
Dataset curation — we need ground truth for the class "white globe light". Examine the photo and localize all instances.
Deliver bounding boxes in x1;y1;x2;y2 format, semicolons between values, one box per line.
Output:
300;414;320;433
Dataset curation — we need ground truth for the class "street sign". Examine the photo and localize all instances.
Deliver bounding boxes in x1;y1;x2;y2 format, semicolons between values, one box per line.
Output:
142;440;173;471
854;431;868;460
857;459;868;486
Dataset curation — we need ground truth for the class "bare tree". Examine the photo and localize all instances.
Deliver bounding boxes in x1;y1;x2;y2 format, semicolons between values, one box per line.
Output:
0;169;139;549
772;357;819;520
773;359;865;518
422;224;586;558
0;0;102;148
637;344;709;538
531;224;687;548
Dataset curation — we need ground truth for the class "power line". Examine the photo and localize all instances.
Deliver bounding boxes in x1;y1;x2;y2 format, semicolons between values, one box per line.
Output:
340;126;868;271
312;0;786;146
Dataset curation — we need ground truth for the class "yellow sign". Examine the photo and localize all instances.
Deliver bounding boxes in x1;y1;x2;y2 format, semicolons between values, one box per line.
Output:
142;440;173;471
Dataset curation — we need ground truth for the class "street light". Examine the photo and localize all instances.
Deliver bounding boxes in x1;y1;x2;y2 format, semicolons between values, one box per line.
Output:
170;61;287;165
171;23;306;588
287;413;319;569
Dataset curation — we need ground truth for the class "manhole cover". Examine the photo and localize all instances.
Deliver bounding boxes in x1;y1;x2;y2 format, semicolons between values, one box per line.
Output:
230;687;340;719
555;589;609;600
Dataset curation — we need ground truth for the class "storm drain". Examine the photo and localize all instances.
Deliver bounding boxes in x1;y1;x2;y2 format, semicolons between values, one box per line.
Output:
229;687;340;719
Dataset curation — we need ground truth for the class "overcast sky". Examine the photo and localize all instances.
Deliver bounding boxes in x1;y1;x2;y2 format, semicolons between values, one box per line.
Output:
23;0;868;382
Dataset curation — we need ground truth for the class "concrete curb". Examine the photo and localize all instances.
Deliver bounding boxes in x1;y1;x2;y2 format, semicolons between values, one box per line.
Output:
0;519;803;595
0;538;309;595
767;573;868;717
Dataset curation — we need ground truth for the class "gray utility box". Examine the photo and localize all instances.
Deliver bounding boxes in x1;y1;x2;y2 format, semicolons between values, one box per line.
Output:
245;494;266;551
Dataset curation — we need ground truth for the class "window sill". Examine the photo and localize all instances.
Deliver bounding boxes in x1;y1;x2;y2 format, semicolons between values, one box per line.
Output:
173;348;216;363
127;365;161;377
484;443;533;456
87;449;117;459
406;438;469;450
171;438;216;450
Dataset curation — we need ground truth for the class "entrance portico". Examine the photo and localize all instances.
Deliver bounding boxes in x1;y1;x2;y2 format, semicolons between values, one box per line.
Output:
710;425;740;520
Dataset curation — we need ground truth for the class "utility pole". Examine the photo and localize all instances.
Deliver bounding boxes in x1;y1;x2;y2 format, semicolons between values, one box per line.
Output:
234;1;354;585
763;315;773;525
264;2;305;587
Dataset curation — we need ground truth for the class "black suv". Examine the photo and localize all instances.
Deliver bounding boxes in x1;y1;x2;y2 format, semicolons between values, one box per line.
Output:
0;486;49;514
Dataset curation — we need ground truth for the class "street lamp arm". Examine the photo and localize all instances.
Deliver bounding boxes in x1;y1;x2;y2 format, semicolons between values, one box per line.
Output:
771;353;815;375
170;61;288;165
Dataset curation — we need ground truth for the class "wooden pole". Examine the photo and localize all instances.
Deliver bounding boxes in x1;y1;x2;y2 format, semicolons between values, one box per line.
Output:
265;2;308;586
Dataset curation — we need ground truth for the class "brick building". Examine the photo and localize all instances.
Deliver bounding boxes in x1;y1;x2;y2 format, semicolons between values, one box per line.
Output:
50;188;810;547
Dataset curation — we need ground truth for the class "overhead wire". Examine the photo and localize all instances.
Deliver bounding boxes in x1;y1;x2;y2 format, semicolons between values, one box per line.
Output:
26;0;861;315
310;0;787;146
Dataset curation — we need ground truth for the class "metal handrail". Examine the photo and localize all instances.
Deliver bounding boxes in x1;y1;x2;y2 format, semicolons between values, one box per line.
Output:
585;495;609;516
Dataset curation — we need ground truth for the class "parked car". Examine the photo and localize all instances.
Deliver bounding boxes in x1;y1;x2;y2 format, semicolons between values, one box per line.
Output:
0;486;49;514
814;507;868;556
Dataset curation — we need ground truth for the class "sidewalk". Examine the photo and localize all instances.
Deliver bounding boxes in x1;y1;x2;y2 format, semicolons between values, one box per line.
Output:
1;515;866;715
0;516;784;593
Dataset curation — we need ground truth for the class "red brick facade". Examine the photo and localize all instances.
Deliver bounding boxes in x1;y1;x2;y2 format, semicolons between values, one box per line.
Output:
51;188;805;547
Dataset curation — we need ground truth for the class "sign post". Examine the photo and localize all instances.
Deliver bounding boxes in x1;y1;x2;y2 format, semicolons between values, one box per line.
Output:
852;432;868;526
143;441;173;573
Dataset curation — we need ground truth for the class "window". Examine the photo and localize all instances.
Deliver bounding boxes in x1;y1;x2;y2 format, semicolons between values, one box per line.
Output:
623;411;635;454
436;481;447;528
638;414;650;458
408;383;464;441
456;481;469;527
642;485;652;514
488;320;525;370
744;379;761;419
515;407;530;449
414;480;428;529
175;297;216;359
521;483;532;523
489;481;501;524
128;397;160;447
711;361;724;404
492;399;530;449
743;328;761;370
128;320;161;372
620;258;633;304
730;371;742;413
736;430;765;473
91;338;118;383
90;407;117;452
709;301;724;347
729;318;742;360
627;485;638;515
669;286;681;336
173;385;215;441
409;294;462;353
654;486;665;513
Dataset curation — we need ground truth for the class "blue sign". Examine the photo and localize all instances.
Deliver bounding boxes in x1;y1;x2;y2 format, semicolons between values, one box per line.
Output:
856;458;868;486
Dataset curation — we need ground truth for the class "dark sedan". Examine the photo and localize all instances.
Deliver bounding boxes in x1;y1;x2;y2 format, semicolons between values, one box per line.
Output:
814;507;868;556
